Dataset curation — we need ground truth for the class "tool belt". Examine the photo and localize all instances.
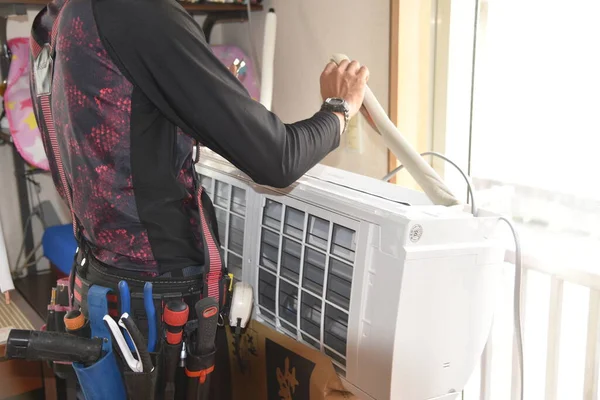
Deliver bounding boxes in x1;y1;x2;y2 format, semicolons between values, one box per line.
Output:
72;250;230;336
38;247;233;400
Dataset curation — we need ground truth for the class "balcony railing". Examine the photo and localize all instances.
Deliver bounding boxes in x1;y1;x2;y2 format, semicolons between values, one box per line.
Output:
462;252;600;400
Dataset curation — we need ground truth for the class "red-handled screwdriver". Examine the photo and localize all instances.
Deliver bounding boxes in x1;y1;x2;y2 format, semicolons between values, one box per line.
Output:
164;300;189;345
163;300;189;400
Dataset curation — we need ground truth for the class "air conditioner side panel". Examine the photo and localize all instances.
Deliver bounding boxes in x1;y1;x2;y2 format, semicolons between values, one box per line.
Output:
390;251;500;400
351;226;407;400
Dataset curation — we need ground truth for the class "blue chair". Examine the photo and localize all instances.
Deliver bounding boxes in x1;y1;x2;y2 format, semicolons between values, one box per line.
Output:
42;224;77;276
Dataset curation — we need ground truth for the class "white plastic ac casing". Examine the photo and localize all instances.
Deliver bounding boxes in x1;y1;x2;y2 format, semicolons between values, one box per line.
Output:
197;150;503;400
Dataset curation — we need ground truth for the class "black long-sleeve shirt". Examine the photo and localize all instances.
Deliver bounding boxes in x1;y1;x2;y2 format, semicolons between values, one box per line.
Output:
30;0;340;274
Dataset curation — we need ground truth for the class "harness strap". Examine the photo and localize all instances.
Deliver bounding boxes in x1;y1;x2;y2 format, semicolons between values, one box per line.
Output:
196;186;222;302
40;95;76;234
34;2;77;237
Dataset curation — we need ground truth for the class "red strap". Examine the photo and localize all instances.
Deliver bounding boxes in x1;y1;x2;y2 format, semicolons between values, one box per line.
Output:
30;36;42;59
34;2;77;236
40;95;77;236
197;187;222;303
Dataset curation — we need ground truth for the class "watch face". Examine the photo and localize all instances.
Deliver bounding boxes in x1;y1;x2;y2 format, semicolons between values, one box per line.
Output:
327;98;345;107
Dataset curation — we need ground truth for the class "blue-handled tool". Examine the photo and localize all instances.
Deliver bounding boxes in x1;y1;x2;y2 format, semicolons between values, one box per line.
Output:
144;282;157;352
118;280;134;350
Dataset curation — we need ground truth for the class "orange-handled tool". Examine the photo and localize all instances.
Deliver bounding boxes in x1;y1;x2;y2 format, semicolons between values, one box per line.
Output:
163;300;189;400
164;300;189;345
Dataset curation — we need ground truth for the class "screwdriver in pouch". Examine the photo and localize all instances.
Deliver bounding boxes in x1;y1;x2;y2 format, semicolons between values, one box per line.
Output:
164;300;188;345
46;288;57;332
186;297;219;400
163;300;189;400
54;284;70;332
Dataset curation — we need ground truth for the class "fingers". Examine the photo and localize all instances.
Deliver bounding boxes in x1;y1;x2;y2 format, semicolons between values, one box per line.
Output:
323;61;337;75
325;59;367;76
358;65;370;82
346;60;361;74
337;59;350;72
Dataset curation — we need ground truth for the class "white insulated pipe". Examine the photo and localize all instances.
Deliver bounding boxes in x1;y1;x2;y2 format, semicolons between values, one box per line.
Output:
0;218;15;296
330;54;460;207
260;9;277;111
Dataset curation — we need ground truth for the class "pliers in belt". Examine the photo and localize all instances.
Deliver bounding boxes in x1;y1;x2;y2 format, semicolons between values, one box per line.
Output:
118;280;135;350
104;313;153;373
118;280;157;353
144;282;157;353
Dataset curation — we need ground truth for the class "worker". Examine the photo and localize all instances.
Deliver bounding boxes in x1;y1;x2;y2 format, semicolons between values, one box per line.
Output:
29;0;368;396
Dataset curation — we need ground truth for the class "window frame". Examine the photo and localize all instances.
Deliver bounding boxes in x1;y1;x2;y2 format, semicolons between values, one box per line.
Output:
388;0;437;188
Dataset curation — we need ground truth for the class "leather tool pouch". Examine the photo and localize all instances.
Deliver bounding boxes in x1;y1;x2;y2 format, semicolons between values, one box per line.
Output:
122;351;163;400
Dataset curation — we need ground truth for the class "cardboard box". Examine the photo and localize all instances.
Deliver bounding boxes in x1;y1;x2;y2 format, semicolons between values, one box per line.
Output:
227;320;357;400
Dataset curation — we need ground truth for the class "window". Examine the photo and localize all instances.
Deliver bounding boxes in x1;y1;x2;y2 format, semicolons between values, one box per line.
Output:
438;0;600;269
200;175;247;282
255;199;356;376
433;1;600;399
471;0;600;270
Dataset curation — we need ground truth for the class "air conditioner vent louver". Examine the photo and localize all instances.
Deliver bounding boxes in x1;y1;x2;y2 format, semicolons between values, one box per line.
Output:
255;199;355;375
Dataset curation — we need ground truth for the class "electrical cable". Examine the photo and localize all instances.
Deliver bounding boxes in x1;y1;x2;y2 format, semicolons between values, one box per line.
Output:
383;151;477;216
246;0;262;83
499;216;524;400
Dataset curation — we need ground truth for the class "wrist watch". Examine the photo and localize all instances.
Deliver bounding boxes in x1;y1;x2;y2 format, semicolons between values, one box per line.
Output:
321;97;350;135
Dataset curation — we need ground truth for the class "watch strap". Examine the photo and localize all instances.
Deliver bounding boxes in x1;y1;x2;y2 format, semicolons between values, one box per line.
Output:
321;99;350;135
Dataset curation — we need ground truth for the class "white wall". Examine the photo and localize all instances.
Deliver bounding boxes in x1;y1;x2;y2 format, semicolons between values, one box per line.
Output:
219;0;390;179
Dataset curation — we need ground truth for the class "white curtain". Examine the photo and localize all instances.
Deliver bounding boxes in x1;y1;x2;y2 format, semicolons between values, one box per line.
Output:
0;217;15;294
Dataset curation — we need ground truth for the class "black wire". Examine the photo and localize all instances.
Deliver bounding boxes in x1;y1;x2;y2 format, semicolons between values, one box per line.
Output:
33;176;47;229
234;318;245;372
26;169;34;214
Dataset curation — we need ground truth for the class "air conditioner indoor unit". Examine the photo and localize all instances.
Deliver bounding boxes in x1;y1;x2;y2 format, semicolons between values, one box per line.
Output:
197;150;503;400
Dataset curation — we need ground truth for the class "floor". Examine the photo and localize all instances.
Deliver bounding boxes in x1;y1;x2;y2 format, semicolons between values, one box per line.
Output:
7;288;45;330
0;294;35;332
1;290;50;400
